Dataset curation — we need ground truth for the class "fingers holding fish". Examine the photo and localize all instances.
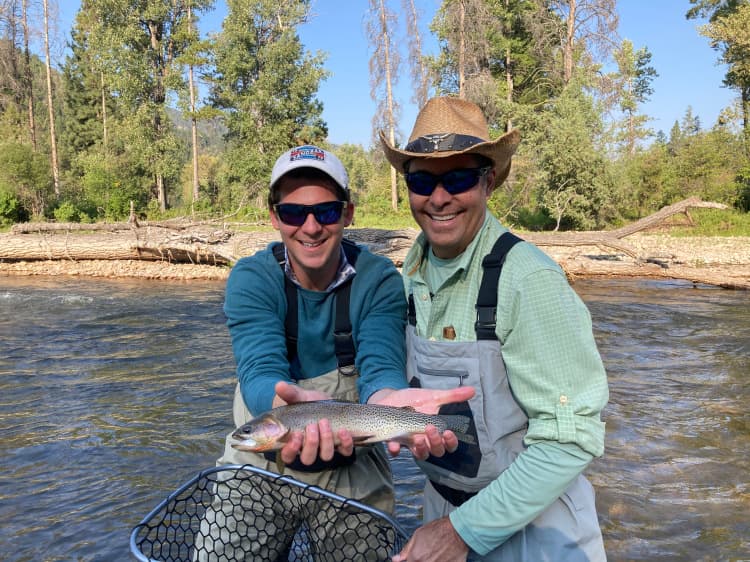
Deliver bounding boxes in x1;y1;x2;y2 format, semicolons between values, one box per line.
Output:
278;419;355;466
386;425;460;460
301;421;322;464
279;430;304;464
335;427;354;457
408;425;457;461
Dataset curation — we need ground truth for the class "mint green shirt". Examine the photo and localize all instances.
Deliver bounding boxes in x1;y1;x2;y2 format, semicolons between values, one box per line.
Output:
403;213;608;554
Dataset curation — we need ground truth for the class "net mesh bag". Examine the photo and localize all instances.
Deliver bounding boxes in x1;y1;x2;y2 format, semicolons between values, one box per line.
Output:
130;464;409;562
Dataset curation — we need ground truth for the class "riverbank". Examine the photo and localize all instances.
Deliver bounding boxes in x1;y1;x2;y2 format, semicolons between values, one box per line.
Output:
1;232;748;288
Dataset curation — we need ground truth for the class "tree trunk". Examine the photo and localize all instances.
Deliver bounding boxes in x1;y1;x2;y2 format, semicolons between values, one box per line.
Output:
404;0;428;108
563;0;576;84
22;0;36;150
101;72;108;150
504;0;513;131
378;0;399;211
743;86;750;160
458;0;466;98
188;4;200;207
43;0;60;196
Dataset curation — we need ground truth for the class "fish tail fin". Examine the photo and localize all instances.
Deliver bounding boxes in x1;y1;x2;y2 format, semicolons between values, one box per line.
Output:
454;431;477;445
441;414;470;435
439;414;477;445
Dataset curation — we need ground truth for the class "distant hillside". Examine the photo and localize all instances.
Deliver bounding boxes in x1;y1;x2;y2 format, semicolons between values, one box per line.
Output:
167;107;227;155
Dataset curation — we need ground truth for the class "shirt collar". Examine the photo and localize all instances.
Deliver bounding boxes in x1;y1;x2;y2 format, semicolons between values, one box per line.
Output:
283;245;356;291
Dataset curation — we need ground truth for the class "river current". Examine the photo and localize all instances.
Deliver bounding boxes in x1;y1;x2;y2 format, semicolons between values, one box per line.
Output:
0;276;747;561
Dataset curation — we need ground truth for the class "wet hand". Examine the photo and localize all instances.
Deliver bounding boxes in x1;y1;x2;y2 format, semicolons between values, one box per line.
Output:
274;380;330;406
376;386;475;415
392;516;469;562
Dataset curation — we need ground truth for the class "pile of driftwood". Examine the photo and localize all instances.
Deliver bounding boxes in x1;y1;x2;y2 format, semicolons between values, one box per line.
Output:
1;197;747;289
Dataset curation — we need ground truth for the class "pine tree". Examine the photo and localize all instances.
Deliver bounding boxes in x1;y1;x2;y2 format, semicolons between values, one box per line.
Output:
209;0;328;205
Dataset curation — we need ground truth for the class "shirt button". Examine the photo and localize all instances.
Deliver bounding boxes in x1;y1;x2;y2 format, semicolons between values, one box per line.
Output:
429;337;436;341
559;395;568;405
421;293;429;301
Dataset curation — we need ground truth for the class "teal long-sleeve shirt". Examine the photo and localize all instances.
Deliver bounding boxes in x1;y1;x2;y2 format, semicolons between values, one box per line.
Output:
224;242;408;415
403;213;609;554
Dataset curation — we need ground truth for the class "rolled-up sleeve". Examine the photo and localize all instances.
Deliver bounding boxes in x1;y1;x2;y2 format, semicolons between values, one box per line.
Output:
500;266;608;457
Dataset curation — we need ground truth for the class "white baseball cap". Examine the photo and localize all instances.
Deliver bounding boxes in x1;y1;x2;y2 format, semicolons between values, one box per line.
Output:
270;145;349;192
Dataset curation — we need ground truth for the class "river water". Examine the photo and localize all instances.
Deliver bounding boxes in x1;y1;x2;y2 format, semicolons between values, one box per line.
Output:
0;276;747;561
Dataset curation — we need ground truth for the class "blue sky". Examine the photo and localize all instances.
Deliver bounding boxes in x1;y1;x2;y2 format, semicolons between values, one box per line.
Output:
58;1;736;148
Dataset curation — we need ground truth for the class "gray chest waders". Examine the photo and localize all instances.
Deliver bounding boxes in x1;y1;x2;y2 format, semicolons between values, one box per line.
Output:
406;232;527;502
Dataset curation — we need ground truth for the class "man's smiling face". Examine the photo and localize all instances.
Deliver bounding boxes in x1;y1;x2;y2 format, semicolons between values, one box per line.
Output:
406;154;495;259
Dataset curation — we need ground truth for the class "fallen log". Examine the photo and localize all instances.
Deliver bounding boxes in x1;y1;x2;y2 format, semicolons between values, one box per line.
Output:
0;198;746;289
525;197;729;258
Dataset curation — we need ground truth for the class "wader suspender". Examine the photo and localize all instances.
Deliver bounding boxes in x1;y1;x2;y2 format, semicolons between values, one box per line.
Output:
272;238;360;375
407;231;523;336
475;232;524;340
265;239;361;473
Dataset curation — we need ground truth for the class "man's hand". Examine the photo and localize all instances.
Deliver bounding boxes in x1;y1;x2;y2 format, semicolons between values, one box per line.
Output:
273;380;329;406
273;381;355;465
373;386;475;415
392;516;469;562
369;386;475;460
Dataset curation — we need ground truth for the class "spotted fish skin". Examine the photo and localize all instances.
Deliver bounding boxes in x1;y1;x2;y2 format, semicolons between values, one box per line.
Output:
231;400;474;452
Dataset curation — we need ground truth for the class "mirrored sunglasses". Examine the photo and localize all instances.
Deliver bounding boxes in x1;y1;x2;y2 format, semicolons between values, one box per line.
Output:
404;167;491;196
274;201;346;227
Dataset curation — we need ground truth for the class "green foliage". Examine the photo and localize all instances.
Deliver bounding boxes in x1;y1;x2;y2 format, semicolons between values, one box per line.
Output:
210;0;329;201
522;83;618;230
0;143;54;218
736;165;750;212
0;0;747;235
664;207;750;237
72;150;149;221
60;26;112;163
52;201;83;223
0;189;29;224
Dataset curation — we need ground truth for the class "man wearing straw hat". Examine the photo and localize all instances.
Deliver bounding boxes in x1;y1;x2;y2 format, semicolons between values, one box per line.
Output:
381;97;608;561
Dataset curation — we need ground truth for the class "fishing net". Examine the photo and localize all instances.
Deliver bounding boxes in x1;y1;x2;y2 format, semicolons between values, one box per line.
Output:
130;464;409;562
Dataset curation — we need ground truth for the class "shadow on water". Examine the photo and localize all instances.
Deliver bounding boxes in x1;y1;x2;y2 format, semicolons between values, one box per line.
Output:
0;276;748;561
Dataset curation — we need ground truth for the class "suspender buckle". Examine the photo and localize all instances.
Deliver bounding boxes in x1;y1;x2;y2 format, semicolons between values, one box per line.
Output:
474;306;497;339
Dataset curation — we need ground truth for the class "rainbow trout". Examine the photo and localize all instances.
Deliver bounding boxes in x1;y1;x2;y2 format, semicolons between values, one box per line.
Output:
231;400;475;452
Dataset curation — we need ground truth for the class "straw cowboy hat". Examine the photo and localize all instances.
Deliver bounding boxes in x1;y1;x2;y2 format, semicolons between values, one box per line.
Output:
379;96;520;186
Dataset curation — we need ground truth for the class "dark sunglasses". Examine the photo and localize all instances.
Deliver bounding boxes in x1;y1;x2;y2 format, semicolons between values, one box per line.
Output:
404;166;491;196
274;201;346;227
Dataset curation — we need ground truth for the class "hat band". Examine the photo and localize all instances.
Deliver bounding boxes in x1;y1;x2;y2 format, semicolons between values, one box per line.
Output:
404;133;487;154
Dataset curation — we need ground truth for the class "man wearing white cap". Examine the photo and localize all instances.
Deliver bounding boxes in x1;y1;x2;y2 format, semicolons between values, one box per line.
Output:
381;98;609;561
197;144;472;560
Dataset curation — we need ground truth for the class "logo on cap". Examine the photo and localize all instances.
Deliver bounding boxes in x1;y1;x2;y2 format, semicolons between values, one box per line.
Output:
290;145;325;163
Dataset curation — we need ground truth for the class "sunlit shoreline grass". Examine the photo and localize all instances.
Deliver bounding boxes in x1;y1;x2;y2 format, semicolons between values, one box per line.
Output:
2;206;748;237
